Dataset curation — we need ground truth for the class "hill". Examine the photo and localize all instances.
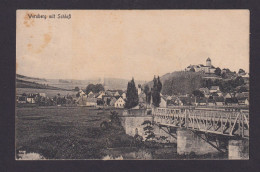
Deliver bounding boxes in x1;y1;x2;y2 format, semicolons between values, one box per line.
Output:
16;74;145;91
16;79;70;90
16;74;47;82
145;71;204;95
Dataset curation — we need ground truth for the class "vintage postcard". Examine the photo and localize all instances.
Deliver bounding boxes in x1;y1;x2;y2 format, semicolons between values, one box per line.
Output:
16;10;249;160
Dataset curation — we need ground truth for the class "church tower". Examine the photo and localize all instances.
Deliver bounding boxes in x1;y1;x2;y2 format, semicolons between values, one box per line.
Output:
206;57;211;67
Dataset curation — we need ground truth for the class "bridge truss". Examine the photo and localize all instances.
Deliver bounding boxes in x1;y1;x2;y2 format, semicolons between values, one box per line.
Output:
153;107;249;139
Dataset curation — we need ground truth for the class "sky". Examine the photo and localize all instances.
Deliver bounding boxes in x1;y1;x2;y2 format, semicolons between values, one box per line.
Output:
17;10;249;81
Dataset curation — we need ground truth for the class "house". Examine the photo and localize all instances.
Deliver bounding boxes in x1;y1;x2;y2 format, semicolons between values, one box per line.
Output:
166;96;172;100
109;97;117;106
121;93;126;100
211;92;219;97
179;97;193;106
216;90;223;97
225;98;239;106
198;98;207;106
88;91;94;97
97;92;105;99
99;91;105;95
208;99;216;106
79;90;86;96
159;97;167;108
235;92;244;99
39;93;46;97
238;97;249;105
199;87;210;95
171;97;183;106
138;93;146;104
210;86;220;93
185;58;216;74
27;97;36;104
223;93;232;99
86;98;97;107
214;96;225;106
114;97;125;108
76;95;88;106
17;95;27;104
114;91;120;97
242;92;249;98
102;96;112;106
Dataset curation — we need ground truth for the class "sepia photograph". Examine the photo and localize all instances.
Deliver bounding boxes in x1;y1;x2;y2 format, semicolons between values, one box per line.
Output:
16;10;249;160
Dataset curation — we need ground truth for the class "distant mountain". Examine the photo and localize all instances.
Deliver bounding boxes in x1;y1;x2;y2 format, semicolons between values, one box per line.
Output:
16;74;146;91
16;79;69;90
16;74;47;81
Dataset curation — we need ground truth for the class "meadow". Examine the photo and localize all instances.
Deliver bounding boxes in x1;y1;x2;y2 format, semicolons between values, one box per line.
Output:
15;107;130;159
16;106;227;160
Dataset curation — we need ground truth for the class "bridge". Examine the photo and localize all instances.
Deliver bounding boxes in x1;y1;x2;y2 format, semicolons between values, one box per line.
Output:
152;107;249;159
153;107;249;138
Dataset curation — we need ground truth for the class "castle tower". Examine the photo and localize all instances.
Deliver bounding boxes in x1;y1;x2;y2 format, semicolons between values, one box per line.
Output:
206;57;211;67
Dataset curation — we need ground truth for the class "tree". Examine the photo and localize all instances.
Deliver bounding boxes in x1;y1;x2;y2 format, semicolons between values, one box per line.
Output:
215;67;221;76
142;120;155;141
152;76;162;107
157;76;162;92
86;84;104;94
143;85;150;103
190;67;195;72
109;111;120;126
234;76;245;87
238;69;245;74
74;87;80;91
125;78;139;109
192;90;204;98
221;72;227;79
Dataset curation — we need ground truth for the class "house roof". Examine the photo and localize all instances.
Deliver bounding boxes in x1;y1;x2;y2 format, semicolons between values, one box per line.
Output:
225;98;238;103
237;97;248;101
211;92;219;96
242;92;249;98
208;99;216;103
210;86;219;90
198;98;207;103
199;87;209;93
214;96;225;102
235;93;244;98
115;97;125;103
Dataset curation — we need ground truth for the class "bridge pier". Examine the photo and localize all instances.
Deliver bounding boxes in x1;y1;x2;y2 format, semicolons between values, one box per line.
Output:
228;139;249;159
176;128;220;155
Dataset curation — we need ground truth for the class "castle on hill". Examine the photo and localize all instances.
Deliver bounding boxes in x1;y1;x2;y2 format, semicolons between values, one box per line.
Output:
185;58;216;74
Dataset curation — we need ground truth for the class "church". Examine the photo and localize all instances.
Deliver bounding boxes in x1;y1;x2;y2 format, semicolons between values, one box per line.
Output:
185;58;216;74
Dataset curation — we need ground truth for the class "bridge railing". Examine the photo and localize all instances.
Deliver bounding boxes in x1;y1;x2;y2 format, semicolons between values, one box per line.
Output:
153;107;249;138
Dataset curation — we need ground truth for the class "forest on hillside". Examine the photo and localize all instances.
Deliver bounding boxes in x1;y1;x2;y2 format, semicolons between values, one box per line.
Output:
161;71;247;96
161;72;203;95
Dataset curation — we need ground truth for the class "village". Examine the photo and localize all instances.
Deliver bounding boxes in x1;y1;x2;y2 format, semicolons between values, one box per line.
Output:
16;58;249;110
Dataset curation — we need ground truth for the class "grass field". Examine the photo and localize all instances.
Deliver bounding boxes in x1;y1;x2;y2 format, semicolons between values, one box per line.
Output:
16;106;227;160
15;107;131;159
